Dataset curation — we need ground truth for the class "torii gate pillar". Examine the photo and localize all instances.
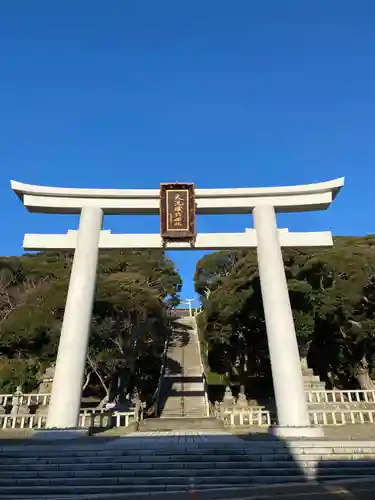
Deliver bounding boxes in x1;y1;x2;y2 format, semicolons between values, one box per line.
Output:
46;207;103;429
254;205;313;436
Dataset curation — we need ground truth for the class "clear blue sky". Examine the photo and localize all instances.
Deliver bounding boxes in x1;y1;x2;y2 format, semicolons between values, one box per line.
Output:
1;1;374;305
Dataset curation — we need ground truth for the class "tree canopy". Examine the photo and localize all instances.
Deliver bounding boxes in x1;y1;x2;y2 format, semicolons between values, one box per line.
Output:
3;234;375;403
0;250;181;406
195;236;375;392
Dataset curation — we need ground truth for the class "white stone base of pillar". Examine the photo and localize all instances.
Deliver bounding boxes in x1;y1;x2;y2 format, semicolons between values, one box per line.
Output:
269;425;324;438
32;429;89;440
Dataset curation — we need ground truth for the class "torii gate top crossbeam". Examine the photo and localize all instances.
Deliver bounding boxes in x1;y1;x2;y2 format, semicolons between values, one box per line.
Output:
11;178;344;215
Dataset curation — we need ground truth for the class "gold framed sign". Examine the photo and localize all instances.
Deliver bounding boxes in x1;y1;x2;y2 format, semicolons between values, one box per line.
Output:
160;183;196;241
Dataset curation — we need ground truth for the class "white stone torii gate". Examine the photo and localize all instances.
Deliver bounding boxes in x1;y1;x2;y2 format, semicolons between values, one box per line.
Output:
11;177;344;437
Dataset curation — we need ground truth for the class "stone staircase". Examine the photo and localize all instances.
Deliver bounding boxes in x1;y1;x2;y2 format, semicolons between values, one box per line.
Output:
1;435;375;497
157;316;208;420
303;367;326;391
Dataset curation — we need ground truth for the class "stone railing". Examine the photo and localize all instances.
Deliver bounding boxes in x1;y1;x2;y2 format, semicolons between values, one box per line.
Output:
112;411;136;428
0;393;51;408
212;389;375;418
0;410;136;430
309;409;375;425
222;409;271;427
215;407;375;427
306;389;375;404
4;389;375;410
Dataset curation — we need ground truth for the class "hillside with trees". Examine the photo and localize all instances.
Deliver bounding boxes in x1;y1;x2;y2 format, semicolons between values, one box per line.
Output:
0;250;181;408
3;235;375;406
195;236;375;395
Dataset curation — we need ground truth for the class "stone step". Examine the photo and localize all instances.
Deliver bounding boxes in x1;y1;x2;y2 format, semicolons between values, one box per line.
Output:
161;399;206;404
304;375;322;382
0;470;373;488
2;441;375;453
138;417;223;432
2;465;375;478
2;442;375;454
2;460;375;472
0;474;374;497
2;454;375;467
3;445;375;456
3;439;375;447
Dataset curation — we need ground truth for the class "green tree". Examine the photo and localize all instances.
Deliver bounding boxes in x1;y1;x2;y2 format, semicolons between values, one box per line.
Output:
194;251;245;300
0;250;181;401
196;236;375;392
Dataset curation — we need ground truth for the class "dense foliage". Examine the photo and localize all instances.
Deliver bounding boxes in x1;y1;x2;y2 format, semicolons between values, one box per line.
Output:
195;236;375;392
0;250;181;407
4;235;375;404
